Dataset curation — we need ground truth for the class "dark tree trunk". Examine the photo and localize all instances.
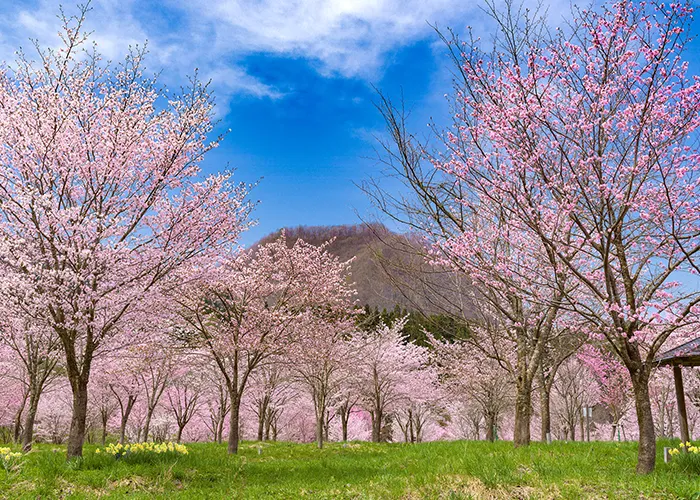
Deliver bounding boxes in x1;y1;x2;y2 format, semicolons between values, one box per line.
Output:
339;404;350;442
176;426;184;443
257;415;265;442
142;407;155;443
315;413;325;449
539;384;551;442
371;410;382;443
513;378;532;447
257;398;268;442
485;412;496;442
631;368;656;474
264;412;272;441
314;395;326;449
21;387;40;452
13;391;28;444
119;396;137;444
67;377;89;459
217;412;225;444
227;396;241;454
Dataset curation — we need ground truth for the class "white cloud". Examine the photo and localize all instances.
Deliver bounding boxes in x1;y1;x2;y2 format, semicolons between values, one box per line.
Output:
178;0;477;78
0;0;573;107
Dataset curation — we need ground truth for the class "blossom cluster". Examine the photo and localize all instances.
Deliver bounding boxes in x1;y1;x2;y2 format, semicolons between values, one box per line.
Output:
95;441;188;459
0;447;23;472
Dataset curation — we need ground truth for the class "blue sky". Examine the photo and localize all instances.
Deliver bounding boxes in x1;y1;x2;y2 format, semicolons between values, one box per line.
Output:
1;0;699;246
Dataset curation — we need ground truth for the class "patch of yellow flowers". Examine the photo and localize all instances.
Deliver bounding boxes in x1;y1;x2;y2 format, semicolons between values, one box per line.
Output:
668;441;700;456
668;441;700;473
95;441;188;459
0;447;23;471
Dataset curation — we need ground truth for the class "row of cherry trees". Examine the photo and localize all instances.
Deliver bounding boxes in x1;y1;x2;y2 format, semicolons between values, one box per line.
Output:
3;305;699;449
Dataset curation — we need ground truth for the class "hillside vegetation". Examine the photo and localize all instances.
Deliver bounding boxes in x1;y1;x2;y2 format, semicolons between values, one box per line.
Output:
256;223;476;318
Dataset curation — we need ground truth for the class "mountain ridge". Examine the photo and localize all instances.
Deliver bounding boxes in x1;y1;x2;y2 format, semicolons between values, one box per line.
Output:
254;223;476;317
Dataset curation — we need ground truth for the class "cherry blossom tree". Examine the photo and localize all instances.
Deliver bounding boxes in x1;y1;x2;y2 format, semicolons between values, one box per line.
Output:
0;6;252;458
436;0;700;471
166;361;204;443
174;234;355;453
368;0;700;471
335;388;362;443
247;362;294;443
579;345;633;440
136;347;175;443
552;358;596;441
351;318;432;442
202;362;230;444
394;367;443;443
288;314;355;448
88;372;118;446
430;336;513;441
368;52;571;449
104;356;142;444
0;348;30;443
650;370;678;439
0;300;61;450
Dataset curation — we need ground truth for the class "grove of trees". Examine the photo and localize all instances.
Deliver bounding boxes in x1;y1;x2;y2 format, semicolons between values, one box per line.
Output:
0;0;698;477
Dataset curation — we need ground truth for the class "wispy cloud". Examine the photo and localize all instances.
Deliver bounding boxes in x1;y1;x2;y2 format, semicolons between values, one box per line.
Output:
178;0;477;78
0;0;570;111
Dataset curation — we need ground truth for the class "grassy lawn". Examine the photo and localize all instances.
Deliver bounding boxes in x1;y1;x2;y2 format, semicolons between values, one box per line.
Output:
1;440;699;499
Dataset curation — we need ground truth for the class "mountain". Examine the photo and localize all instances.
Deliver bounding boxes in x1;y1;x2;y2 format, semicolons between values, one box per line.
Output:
254;223;476;318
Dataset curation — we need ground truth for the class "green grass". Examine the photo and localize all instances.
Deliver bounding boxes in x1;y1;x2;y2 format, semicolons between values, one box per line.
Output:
1;440;699;498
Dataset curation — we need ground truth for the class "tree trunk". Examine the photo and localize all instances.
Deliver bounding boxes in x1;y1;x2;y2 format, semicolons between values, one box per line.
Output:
371;410;382;443
257;399;268;442
339;404;350;442
485;412;496;442
513;378;532;447
264;413;272;441
217;413;225;444
176;425;184;443
539;383;551;442
227;396;241;454
142;407;155;443
13;391;28;444
631;368;656;474
119;397;136;444
314;394;326;449
472;418;481;440
315;413;325;449
21;387;40;452
100;410;109;446
257;419;265;441
414;414;423;443
67;378;89;459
